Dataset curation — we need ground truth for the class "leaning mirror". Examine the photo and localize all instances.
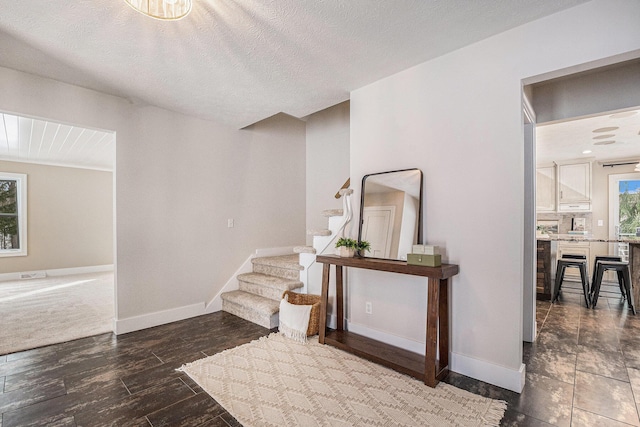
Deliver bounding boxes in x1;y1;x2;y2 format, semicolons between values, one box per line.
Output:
358;168;423;261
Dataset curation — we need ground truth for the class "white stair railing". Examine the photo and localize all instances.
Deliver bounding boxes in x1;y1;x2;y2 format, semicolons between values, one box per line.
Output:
298;188;353;295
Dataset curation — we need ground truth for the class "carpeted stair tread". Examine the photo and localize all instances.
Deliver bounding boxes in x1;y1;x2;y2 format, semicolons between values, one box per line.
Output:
251;255;303;271
221;291;280;329
322;209;343;217
307;229;331;237
293;246;316;254
237;273;302;291
221;290;280;314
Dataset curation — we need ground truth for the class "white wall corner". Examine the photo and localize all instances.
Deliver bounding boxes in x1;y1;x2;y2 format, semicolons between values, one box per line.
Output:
451;352;526;393
115;302;205;335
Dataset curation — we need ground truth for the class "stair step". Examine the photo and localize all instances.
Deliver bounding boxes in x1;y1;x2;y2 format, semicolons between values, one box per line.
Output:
294;246;316;254
251;254;303;270
221;290;280;329
322;209;343;217
238;273;302;301
307;229;331;237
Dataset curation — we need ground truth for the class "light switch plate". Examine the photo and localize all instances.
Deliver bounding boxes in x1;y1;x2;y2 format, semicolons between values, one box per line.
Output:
597;220;604;226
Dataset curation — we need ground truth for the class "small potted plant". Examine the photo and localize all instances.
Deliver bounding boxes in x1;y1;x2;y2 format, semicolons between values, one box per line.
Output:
335;237;358;257
355;240;371;257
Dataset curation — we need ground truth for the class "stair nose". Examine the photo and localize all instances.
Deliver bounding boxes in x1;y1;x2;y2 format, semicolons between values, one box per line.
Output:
294;246;316;254
322;209;344;217
307;229;331;237
251;254;303;270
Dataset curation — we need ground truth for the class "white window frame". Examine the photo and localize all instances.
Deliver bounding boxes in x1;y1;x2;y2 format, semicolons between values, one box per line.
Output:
0;172;27;257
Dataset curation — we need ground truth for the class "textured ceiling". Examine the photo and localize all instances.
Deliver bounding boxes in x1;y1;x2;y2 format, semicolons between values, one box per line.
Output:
0;0;588;129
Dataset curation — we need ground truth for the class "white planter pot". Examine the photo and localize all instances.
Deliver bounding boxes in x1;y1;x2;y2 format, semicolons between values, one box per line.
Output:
338;247;355;257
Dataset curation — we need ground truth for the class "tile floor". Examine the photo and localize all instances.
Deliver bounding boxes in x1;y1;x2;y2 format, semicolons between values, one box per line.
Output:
448;283;640;426
0;285;638;426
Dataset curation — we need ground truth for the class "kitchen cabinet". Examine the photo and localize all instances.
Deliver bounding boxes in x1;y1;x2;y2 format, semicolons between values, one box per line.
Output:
536;166;556;212
558;162;591;211
558;241;591;277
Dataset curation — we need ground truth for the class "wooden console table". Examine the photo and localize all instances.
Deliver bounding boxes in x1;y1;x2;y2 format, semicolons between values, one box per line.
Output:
316;255;459;387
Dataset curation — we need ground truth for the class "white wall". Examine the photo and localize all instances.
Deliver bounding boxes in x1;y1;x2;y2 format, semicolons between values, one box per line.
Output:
349;0;640;392
305;101;350;244
0;66;306;326
531;60;640;123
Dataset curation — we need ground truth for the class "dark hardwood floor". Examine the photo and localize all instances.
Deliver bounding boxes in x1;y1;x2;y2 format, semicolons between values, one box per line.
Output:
1;289;639;426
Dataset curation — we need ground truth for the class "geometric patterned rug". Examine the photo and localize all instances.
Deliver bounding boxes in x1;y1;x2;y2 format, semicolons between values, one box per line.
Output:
179;333;507;426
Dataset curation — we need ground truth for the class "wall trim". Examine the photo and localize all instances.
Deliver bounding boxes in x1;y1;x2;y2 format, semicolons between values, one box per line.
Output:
345;320;426;355
451;352;526;393
0;264;114;282
114;302;205;335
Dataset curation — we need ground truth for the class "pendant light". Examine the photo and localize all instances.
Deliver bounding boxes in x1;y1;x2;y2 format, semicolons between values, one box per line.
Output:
125;0;192;20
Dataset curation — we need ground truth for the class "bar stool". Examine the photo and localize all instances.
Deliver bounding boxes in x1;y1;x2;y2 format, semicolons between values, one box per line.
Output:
591;260;636;314
590;256;624;299
552;254;590;308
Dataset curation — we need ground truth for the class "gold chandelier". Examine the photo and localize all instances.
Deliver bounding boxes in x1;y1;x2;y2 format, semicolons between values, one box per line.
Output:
125;0;192;20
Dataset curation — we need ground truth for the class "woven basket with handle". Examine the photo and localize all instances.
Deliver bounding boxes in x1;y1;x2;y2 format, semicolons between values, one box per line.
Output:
282;290;321;336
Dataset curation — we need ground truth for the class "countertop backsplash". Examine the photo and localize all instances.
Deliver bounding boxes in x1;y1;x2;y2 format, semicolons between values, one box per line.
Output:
537;212;592;235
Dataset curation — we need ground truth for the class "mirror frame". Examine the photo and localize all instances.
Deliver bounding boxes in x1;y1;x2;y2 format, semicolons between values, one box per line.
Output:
358;168;423;261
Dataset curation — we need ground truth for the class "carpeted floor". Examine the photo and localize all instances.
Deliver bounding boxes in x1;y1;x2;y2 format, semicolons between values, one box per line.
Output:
0;271;114;355
180;332;507;426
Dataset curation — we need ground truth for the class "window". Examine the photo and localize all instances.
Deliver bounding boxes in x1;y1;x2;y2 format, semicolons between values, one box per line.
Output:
0;173;27;257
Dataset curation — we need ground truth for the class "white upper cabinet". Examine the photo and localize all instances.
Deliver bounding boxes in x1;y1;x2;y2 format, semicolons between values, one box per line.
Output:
536;166;556;212
558;161;591;211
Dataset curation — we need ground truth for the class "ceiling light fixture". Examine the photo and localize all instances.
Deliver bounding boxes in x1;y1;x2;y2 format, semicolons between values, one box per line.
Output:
582;150;592;154
124;0;192;20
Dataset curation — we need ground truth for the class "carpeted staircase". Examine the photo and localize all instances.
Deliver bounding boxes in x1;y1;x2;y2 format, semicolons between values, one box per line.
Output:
220;187;353;330
220;254;304;329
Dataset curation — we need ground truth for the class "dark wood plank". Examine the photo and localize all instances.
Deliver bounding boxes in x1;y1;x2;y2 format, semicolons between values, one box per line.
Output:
438;277;449;373
319;263;330;344
425;277;440;387
336;265;344;331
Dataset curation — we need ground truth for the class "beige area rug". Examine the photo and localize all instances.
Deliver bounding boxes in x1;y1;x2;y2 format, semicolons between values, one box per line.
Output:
179;333;507;426
0;272;114;355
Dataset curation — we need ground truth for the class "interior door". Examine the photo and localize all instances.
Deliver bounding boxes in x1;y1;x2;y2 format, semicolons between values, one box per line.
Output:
361;206;395;258
609;173;640;262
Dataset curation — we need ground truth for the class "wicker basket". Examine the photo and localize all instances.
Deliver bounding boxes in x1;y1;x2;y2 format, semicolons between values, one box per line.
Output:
281;290;321;336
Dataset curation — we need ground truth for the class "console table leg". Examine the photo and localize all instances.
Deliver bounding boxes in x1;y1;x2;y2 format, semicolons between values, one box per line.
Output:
319;263;330;344
425;277;439;387
438;278;449;377
336;266;344;331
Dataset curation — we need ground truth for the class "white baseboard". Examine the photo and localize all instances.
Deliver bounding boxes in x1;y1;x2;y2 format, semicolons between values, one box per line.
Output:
344;320;426;355
114;302;205;335
451;352;526;393
0;264;114;282
343;320;525;393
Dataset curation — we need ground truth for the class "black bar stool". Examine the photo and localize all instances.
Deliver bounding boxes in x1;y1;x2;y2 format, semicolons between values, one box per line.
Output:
590;256;624;299
591;259;636;314
552;254;590;308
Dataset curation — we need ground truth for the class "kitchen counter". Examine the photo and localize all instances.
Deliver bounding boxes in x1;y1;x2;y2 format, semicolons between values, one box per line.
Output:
536;238;640;312
537;234;640;243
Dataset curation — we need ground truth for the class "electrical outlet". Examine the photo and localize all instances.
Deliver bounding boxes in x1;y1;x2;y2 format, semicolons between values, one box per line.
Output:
227;219;234;228
365;302;372;314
